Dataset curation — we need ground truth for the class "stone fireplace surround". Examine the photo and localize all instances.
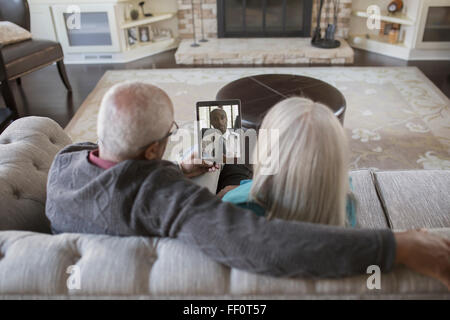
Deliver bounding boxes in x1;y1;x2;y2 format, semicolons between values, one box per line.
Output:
174;0;354;65
177;0;352;40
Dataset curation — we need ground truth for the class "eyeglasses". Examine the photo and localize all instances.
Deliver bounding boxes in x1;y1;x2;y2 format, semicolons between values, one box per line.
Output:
159;121;179;142
138;121;179;150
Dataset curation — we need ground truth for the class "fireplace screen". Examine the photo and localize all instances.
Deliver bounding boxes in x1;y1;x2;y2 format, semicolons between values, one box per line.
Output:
217;0;313;37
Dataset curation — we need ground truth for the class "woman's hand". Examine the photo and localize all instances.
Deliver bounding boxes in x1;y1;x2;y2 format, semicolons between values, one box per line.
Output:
395;229;450;289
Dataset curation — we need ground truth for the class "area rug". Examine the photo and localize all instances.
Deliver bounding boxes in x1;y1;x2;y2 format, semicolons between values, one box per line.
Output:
65;67;450;170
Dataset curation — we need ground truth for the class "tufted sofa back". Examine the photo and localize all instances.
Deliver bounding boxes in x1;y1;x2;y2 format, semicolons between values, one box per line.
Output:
0;117;72;233
0;229;448;298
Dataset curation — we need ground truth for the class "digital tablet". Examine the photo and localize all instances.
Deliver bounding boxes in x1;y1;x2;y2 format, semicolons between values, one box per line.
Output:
196;100;242;163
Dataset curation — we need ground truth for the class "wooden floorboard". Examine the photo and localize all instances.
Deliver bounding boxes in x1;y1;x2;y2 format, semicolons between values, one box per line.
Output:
0;48;449;129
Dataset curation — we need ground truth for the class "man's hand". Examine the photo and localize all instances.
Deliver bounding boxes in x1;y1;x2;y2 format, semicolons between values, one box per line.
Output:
395;229;450;289
179;151;219;178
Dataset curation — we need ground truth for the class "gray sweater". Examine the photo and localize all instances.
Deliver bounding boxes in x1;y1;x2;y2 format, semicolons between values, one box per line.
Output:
46;143;396;278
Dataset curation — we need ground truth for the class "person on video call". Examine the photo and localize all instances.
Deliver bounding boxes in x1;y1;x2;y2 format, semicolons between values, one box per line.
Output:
206;108;241;159
203;108;253;193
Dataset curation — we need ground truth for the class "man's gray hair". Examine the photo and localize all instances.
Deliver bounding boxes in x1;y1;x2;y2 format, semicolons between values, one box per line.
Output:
97;81;174;160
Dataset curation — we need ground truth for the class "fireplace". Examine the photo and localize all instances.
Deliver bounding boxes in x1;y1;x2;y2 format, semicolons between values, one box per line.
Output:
217;0;313;38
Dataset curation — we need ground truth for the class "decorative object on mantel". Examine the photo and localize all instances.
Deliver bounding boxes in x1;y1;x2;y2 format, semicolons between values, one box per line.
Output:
139;1;153;17
311;0;341;49
190;0;200;47
199;0;208;43
130;9;140;21
387;0;404;13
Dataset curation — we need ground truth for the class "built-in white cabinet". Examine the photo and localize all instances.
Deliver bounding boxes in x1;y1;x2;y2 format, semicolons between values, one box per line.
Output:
52;3;122;53
28;0;179;63
414;0;450;50
349;0;450;60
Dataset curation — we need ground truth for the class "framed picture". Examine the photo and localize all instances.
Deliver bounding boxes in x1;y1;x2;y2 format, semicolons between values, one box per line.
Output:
139;26;150;42
127;27;138;46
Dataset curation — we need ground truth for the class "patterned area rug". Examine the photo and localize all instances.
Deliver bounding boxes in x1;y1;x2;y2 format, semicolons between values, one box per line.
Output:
65;67;450;170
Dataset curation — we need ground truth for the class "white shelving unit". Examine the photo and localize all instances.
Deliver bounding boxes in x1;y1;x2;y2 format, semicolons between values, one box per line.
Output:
352;10;415;26
349;0;450;60
349;34;410;59
120;13;175;29
349;0;418;59
28;0;180;64
121;12;177;53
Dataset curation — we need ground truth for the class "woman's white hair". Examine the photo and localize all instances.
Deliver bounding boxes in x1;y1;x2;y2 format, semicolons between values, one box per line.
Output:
97;81;174;160
250;97;349;226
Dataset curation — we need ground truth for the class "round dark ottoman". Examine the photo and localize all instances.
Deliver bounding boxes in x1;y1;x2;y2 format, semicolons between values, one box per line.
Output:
216;74;346;129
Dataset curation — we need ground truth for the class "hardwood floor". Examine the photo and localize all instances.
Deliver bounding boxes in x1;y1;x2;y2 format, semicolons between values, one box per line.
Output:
0;48;449;129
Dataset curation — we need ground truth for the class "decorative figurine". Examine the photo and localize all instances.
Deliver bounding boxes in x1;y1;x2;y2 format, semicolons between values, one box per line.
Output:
139;1;153;17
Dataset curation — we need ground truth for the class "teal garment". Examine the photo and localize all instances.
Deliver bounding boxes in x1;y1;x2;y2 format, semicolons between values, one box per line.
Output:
222;178;357;227
222;180;265;217
346;177;357;227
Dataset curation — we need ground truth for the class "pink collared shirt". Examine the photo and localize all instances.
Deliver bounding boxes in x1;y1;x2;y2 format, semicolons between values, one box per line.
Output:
88;149;117;170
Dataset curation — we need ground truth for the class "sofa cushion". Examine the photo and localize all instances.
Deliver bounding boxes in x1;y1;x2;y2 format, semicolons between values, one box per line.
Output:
373;170;450;229
0;21;31;46
0;230;448;298
348;170;389;229
0;117;72;233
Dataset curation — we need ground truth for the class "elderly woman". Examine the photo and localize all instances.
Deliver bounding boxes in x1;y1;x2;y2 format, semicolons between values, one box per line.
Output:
221;97;356;227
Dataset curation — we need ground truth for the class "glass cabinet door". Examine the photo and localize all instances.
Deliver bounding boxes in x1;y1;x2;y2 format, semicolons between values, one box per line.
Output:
63;12;113;46
422;7;450;42
52;4;120;53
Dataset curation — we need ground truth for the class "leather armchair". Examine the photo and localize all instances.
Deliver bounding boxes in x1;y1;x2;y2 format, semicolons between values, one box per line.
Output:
0;0;72;117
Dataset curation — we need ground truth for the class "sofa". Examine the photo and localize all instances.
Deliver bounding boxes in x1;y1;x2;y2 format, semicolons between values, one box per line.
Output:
0;117;449;299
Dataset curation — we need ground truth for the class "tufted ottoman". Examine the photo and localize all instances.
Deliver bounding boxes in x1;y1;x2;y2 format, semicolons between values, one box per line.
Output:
0;117;449;299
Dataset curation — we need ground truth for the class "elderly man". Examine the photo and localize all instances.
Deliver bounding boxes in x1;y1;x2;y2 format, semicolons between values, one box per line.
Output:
46;81;450;286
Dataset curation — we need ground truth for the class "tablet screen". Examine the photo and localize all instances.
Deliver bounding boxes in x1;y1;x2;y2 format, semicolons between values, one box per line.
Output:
196;100;242;163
